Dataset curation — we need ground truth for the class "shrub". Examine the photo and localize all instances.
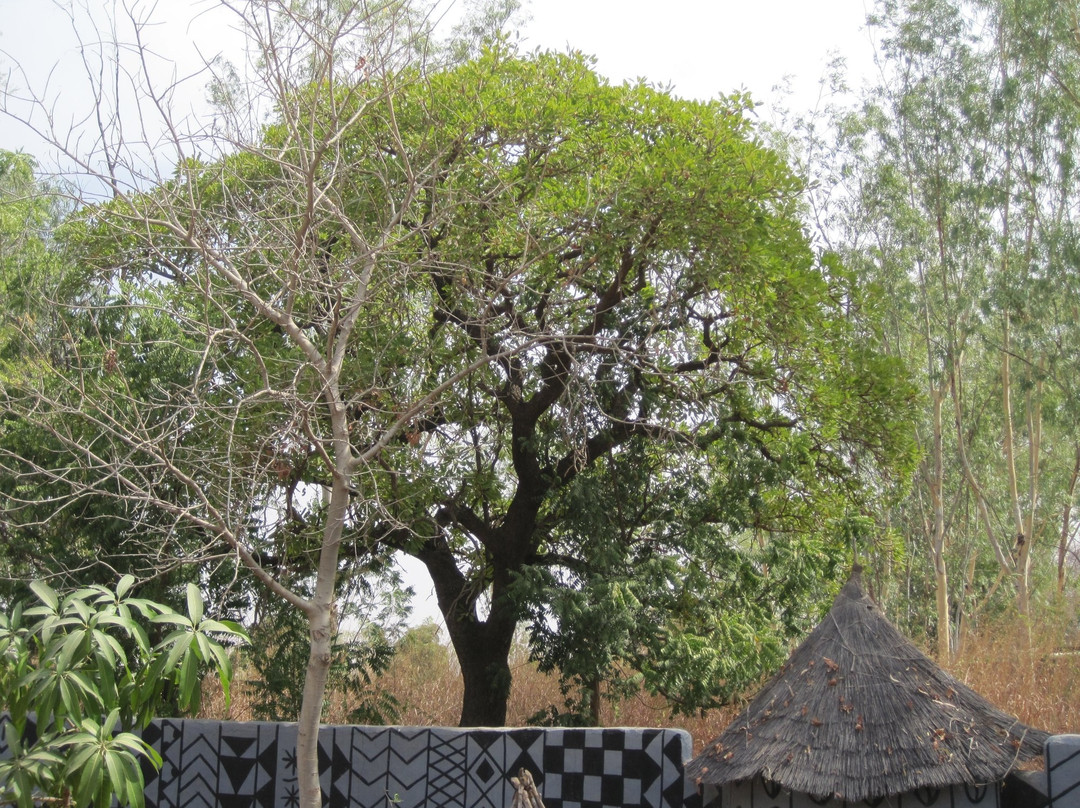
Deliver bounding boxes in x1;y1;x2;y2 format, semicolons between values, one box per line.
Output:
0;577;246;808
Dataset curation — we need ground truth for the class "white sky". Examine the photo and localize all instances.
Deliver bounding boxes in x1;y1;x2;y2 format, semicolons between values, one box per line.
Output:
522;0;879;104
1;0;881;158
0;0;880;625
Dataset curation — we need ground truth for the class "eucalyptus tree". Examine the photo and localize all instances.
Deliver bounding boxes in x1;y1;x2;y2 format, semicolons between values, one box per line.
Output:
990;0;1080;596
822;0;1080;653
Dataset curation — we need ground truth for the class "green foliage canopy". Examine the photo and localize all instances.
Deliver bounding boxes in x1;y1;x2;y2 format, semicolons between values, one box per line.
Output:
0;39;917;726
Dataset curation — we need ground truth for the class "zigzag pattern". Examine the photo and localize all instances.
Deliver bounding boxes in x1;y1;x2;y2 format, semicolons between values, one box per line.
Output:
176;723;222;808
386;728;430;806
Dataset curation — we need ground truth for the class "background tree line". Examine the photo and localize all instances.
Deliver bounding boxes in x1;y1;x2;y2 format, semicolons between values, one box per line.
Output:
788;0;1080;657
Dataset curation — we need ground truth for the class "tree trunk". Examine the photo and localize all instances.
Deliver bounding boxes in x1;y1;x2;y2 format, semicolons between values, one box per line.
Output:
1001;314;1031;616
296;430;352;807
1014;378;1042;617
297;602;333;805
457;623;516;726
929;385;951;661
1059;444;1080;594
949;352;1014;580
588;678;602;726
418;537;521;727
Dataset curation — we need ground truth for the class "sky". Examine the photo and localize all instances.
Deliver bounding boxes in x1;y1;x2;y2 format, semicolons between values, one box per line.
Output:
521;0;879;105
0;0;880;625
0;0;881;162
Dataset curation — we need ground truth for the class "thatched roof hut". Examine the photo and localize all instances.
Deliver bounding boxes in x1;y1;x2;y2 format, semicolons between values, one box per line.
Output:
686;566;1048;804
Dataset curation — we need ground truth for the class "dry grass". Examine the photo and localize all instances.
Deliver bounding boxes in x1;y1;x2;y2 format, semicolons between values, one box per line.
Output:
200;636;751;753
199;612;1079;754
946;615;1080;736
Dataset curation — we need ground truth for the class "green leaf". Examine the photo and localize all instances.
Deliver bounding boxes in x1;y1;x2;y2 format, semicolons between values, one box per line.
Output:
116;574;136;599
160;630;194;674
2;577;238;807
185;583;204;626
58;628;89;671
150;614;194;628
29;580;58;612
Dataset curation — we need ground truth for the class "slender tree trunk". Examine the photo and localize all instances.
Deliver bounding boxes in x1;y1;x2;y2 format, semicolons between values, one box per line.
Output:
1014;378;1042;616
1000;314;1031;615
588;678;602;726
1059;444;1080;594
298;601;334;806
949;352;1013;575
917;248;951;661
929;384;951;661
955;553;977;656
297;411;352;807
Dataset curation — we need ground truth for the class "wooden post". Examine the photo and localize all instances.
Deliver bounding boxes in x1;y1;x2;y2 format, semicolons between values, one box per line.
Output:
510;768;546;808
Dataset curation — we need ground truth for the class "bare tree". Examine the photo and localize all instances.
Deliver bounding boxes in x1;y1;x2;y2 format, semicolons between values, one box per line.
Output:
0;1;534;805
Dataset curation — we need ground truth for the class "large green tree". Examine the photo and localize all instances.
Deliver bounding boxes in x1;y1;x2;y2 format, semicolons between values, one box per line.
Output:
0;12;913;808
340;48;915;723
0;151;251;617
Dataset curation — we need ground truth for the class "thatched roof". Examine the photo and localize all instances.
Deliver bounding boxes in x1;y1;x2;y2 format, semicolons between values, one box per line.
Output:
685;566;1048;802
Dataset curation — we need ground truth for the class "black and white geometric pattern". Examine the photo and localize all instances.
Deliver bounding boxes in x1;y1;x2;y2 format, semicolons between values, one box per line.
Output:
2;717;698;808
1046;734;1080;807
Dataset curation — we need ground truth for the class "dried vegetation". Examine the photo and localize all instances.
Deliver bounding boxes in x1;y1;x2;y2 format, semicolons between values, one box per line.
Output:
199;606;1080;755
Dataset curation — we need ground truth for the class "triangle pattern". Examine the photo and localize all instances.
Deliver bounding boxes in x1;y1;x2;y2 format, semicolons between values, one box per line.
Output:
662;733;686;796
471;730;501;751
331;783;350;805
223;734;256;758
142;721;163;748
257;737;278;776
92;718;707;808
332;742;352;782
506;730;545;776
254;777;276;808
662;777;686;808
641;732;664;788
222;755;257;792
218;794;255;808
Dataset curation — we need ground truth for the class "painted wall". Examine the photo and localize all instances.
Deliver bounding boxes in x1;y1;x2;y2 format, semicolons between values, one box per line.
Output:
1;719;700;808
5;720;1078;807
1046;734;1080;807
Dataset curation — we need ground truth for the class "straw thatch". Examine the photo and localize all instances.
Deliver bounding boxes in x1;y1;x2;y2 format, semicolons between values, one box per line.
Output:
685;566;1048;802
